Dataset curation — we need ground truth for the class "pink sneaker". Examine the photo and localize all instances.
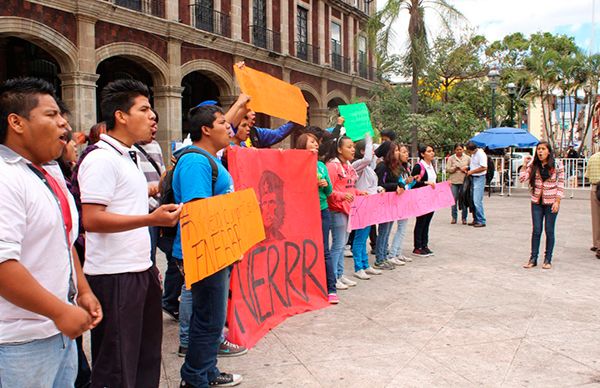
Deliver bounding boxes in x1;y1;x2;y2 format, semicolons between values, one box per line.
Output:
328;293;339;304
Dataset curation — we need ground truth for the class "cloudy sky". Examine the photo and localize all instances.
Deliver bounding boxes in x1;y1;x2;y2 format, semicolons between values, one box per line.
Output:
385;0;597;53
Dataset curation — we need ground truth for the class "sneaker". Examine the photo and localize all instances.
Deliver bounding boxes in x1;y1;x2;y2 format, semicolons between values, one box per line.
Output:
388;257;406;266
340;275;357;286
344;245;353;257
162;307;179;322
335;279;349;290
412;248;428;257
178;345;188;357
209;372;243;386
353;269;371;280
373;260;395;270
365;266;382;275
401;255;413;262
180;380;197;387
218;339;248;357
328;293;340;304
423;247;434;256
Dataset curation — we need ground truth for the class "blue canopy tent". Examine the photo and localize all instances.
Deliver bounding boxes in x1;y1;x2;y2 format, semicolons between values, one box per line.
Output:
469;127;539;149
469;127;539;197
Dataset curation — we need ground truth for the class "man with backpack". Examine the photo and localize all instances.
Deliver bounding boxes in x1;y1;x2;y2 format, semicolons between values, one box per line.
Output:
173;105;242;387
78;79;182;387
466;141;488;227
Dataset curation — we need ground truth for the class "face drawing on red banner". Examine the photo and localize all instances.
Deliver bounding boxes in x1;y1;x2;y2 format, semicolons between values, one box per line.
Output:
258;171;285;241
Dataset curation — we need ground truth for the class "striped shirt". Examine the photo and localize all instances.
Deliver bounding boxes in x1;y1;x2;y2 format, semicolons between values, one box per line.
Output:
519;160;565;205
585;152;600;185
137;141;165;211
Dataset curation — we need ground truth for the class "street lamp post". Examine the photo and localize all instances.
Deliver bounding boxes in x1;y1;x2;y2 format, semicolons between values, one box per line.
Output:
507;82;517;127
488;68;500;128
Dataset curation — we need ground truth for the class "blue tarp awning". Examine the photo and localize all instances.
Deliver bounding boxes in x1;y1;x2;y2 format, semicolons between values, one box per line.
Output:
469;127;539;149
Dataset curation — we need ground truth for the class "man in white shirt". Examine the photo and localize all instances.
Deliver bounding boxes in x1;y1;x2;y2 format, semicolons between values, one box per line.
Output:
466;141;488;227
78;79;182;387
0;77;102;386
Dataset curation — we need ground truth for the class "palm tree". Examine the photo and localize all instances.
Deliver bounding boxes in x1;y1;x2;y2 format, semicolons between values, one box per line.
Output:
368;0;464;154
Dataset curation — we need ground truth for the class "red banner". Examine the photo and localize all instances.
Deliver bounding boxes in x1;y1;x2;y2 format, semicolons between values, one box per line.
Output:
226;147;330;348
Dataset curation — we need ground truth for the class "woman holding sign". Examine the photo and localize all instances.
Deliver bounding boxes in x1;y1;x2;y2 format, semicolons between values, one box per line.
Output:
411;144;437;257
324;136;363;290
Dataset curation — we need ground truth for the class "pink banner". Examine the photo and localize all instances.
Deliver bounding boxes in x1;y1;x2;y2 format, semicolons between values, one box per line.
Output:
348;181;456;231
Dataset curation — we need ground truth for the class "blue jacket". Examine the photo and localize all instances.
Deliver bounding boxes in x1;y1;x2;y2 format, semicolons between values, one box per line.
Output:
250;122;295;148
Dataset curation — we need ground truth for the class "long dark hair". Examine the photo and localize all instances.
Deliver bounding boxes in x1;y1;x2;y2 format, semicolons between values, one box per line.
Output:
398;143;410;175
384;142;401;176
529;141;555;188
320;135;351;163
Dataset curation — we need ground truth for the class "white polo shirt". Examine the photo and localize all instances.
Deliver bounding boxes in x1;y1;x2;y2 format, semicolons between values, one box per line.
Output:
0;145;78;344
78;134;151;275
469;148;488;176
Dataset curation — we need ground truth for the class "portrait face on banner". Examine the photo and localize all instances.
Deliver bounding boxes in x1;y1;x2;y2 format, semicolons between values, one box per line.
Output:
226;147;330;348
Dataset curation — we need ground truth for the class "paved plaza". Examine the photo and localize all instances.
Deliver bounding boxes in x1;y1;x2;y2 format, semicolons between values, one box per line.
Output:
156;190;600;387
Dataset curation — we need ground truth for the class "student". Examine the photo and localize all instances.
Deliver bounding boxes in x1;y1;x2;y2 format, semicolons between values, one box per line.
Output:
351;134;384;280
294;132;338;304
446;143;470;225
325;136;363;290
374;142;404;269
78;79;182;388
387;144;415;263
0;77;102;387
465;141;487;227
174;105;243;387
519;141;564;269
411;144;437;257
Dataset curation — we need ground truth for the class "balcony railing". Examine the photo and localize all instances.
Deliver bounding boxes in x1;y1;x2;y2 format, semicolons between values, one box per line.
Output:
114;0;165;17
294;41;319;64
331;53;350;73
250;25;281;53
192;5;231;38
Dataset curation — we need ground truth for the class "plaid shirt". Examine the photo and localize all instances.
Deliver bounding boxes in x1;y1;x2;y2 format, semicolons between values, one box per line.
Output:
519;160;564;205
585;152;600;185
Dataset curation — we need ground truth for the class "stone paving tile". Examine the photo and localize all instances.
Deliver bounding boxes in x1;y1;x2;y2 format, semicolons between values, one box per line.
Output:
155;192;600;387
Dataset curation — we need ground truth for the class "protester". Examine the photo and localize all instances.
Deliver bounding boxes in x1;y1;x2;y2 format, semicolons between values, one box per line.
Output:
87;121;107;145
294;132;338;303
135;109;166;264
172;105;242;387
374;142;405;268
411;144;437;257
325;135;362;290
466;141;487;227
351;134;384;280
387;144;415;263
585;149;600;259
519;142;564;269
379;129;397;143
0;77;102;386
446;143;470;225
78;79;182;387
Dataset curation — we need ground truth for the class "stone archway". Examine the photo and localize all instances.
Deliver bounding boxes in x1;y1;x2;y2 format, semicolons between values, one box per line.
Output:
326;90;349;127
95;43;169;87
180;60;235;96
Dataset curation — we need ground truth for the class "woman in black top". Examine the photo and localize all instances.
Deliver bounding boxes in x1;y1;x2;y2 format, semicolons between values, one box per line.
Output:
411;144;437;257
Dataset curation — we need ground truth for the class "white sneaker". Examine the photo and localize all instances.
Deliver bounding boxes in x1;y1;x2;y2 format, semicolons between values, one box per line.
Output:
340;275;357;286
365;266;383;275
401;255;413;262
353;270;371;280
344;248;353;257
389;257;406;266
335;279;349;290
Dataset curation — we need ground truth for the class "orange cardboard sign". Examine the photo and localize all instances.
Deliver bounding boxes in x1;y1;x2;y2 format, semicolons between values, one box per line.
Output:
233;65;307;125
180;189;266;288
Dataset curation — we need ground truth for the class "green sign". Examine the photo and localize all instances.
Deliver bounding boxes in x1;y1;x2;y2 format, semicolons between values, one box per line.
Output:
338;103;375;141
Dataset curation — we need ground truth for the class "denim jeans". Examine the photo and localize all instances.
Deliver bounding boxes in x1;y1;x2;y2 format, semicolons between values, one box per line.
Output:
181;267;230;387
159;235;184;313
149;225;159;265
0;333;77;387
471;175;487;224
321;209;337;294
375;221;393;263
330;211;349;279
352;226;371;271
530;202;559;264
388;219;408;258
179;285;192;348
451;184;468;221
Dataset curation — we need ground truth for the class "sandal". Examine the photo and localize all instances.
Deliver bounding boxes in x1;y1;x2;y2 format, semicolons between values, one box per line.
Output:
523;262;536;269
542;263;552;269
451;219;457;224
462;219;467;225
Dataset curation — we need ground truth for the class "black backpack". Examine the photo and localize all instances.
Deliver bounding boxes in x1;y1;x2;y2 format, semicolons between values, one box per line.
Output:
160;146;218;237
485;154;495;185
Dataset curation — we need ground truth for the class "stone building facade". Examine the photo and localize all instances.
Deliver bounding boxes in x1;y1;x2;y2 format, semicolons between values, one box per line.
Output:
1;0;378;150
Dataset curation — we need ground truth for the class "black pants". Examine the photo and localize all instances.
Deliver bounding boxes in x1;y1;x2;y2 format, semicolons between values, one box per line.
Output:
414;212;434;249
87;267;163;388
369;224;377;250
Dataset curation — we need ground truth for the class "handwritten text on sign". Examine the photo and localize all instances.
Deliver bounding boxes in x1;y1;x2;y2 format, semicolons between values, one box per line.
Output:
348;181;456;231
180;189;266;288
